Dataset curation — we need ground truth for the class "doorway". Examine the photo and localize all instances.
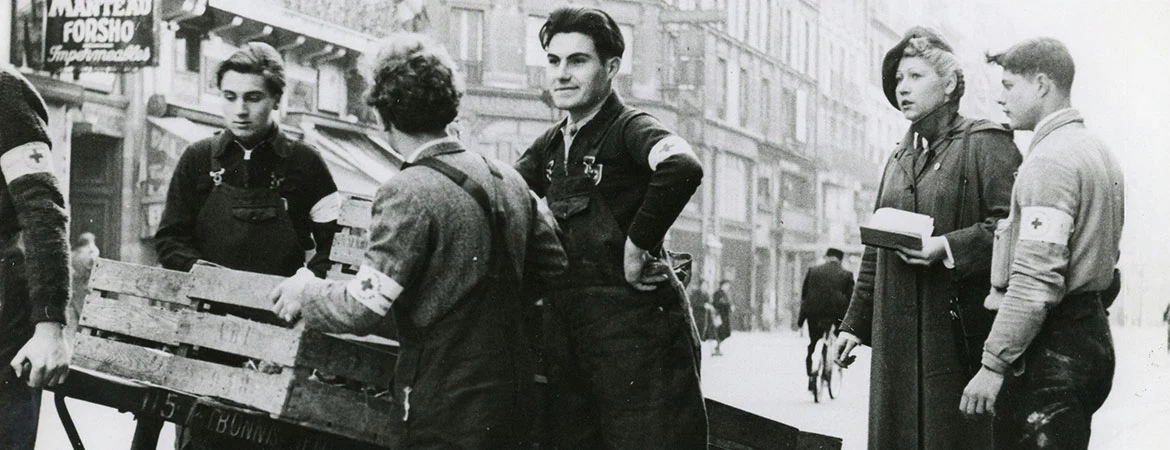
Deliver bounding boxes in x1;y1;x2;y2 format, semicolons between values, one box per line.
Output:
69;133;122;260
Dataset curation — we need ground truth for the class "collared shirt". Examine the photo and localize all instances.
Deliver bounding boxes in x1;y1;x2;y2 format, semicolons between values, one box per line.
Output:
560;105;604;163
405;135;461;164
1032;107;1075;136
982;108;1124;374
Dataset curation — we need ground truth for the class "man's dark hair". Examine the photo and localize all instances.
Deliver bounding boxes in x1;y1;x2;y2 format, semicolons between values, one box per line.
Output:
825;248;845;260
216;42;286;98
986;37;1076;94
540;6;625;61
365;33;464;133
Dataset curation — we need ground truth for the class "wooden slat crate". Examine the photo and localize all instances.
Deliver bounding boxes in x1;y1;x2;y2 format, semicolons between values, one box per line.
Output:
328;193;374;281
76;258;398;447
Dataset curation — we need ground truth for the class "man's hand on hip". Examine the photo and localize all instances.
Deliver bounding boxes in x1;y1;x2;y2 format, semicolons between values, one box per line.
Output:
624;238;668;291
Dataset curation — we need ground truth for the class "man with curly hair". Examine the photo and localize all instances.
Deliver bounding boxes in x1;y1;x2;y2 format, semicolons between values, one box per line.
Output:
514;6;707;449
0;66;72;450
269;33;567;448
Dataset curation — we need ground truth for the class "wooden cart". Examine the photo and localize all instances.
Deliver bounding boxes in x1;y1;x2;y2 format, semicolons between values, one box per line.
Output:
55;257;398;449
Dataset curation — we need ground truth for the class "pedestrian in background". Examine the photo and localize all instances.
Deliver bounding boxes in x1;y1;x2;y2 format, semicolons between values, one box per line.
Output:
962;37;1125;450
798;248;854;392
833;26;1022;450
712;279;734;356
514;6;708;449
690;279;715;343
270;32;567;448
68;232;99;332
0;65;73;450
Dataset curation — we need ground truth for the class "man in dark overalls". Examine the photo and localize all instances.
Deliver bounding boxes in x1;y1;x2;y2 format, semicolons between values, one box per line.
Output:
514;7;708;449
155;42;339;280
270;33;567;448
153;42;340;450
1;66;72;450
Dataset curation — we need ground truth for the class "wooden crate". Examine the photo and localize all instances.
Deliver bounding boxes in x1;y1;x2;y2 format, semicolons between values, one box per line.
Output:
328;193;374;281
75;258;398;447
706;398;843;450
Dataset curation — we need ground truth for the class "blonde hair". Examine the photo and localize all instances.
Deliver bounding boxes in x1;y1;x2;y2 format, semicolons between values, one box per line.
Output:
902;36;965;102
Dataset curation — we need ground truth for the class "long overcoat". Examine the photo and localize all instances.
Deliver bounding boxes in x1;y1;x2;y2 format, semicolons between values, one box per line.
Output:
841;108;1021;450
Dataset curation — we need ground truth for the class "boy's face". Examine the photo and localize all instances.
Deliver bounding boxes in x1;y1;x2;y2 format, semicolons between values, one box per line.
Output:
220;71;279;141
545;32;619;117
998;70;1044;131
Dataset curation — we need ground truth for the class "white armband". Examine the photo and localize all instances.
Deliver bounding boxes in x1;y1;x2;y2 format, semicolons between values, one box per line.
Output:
1018;206;1074;245
345;265;405;316
0;142;54;182
647;135;694;170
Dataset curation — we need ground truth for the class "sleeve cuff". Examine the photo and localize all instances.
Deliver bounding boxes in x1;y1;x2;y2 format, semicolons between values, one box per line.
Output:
981;351;1011;374
941;236;956;269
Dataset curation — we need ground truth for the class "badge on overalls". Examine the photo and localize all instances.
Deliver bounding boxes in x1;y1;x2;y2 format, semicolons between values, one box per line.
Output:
583;155;604;185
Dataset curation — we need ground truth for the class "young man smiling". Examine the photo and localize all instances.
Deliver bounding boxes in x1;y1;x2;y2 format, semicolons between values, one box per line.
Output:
514;6;707;449
961;38;1124;450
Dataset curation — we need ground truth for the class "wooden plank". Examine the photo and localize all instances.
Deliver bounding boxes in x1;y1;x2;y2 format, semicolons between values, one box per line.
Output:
297;332;395;388
797;431;843;450
73;335;294;414
282;379;395;446
338;195;373;229
79;295;181;345
87;258;192;306
329;233;368;266
179;310;304;367
185;264;286;311
706;398;800;450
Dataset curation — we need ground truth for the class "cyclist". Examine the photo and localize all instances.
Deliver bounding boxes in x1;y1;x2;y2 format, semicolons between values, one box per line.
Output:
797;248;854;393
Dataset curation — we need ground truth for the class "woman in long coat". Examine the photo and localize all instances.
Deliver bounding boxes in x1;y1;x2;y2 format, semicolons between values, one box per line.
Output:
835;27;1022;450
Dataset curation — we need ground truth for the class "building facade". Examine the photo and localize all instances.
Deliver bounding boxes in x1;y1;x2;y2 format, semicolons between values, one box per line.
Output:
4;0;1016;330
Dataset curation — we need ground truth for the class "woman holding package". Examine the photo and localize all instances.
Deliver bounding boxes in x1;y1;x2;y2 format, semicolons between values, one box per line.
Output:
833;27;1022;449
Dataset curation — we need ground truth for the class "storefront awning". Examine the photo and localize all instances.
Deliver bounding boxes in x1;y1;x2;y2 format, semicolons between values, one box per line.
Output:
147;116;220;145
306;125;403;197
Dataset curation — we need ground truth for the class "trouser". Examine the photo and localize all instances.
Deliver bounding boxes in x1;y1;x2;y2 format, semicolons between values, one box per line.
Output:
0;367;41;450
994;292;1115;450
543;286;708;450
804;317;836;376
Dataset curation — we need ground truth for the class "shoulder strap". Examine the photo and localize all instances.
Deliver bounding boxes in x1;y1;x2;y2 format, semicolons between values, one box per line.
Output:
407;156;520;284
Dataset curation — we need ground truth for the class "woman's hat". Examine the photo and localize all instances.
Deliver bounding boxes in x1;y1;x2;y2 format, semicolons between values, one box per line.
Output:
881;26;954;109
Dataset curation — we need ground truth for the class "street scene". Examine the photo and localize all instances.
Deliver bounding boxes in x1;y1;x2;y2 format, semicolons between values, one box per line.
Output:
3;0;1169;448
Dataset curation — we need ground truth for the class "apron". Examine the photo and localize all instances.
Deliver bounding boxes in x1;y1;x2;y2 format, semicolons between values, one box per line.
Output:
193;151;303;277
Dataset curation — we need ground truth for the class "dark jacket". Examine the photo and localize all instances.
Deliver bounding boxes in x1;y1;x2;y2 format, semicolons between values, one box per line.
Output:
154;127;338;276
798;260;854;326
0;68;69;363
840;103;1022;450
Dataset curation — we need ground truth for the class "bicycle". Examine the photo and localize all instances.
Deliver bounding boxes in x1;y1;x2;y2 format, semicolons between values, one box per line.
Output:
808;323;844;403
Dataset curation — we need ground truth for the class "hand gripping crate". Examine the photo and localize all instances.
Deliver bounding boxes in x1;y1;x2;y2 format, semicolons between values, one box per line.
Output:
73;258;398;447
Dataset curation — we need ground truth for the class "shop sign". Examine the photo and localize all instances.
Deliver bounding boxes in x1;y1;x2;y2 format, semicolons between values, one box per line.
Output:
43;0;157;70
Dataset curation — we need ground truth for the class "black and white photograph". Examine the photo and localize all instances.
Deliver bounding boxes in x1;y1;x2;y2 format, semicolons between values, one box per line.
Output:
1;0;1167;449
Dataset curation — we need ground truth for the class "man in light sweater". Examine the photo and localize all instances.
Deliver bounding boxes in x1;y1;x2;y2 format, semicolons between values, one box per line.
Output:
960;38;1125;450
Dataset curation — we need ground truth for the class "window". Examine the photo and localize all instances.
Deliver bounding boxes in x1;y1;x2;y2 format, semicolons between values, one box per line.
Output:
175;29;202;73
450;8;484;61
715;58;728;120
757;175;774;211
317;63;345;114
782;173;814;209
718;153;749;222
782;87;796;139
803;20;812;74
525;16;547;88
761;78;772;134
795;88;808;142
784;10;793;65
739;68;749;127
